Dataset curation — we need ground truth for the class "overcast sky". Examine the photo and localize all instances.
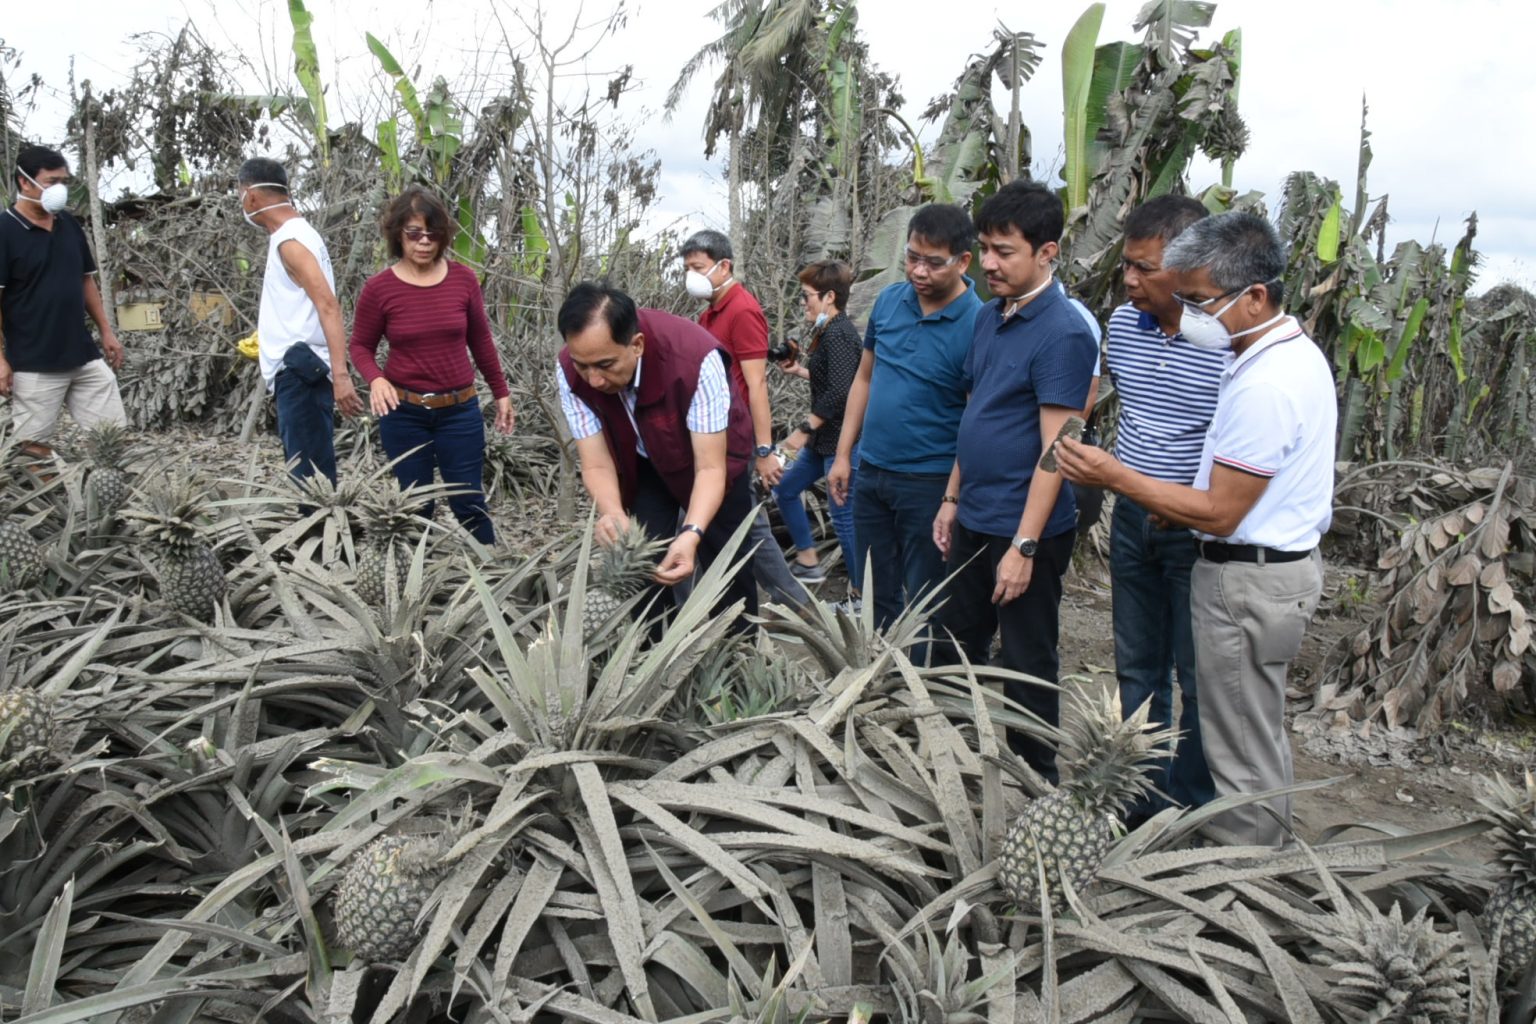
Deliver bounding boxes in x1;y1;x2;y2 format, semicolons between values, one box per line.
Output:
5;0;1533;293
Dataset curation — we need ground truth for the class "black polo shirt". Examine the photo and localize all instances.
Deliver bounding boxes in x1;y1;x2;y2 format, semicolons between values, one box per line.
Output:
0;207;101;372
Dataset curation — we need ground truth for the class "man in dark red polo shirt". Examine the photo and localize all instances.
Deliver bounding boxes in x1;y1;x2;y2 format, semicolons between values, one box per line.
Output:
682;230;811;608
556;281;758;631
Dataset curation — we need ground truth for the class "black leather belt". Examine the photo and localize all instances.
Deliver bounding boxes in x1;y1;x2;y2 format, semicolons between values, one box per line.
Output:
1198;541;1313;565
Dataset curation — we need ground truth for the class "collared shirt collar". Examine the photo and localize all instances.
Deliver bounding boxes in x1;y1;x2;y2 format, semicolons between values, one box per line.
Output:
902;274;977;321
1134;307;1196;345
629;355;643;394
6;206;37;230
1225;315;1303;379
996;277;1062;324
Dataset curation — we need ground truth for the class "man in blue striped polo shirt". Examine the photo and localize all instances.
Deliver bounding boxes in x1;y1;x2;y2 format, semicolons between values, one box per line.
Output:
1104;196;1226;821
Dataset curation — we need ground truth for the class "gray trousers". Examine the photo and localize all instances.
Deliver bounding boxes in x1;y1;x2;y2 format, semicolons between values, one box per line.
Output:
1191;550;1322;846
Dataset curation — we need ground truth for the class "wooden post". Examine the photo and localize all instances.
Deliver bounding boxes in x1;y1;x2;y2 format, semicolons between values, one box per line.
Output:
81;84;117;333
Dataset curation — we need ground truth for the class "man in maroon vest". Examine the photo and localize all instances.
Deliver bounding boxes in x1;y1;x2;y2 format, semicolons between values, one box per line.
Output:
556;281;758;629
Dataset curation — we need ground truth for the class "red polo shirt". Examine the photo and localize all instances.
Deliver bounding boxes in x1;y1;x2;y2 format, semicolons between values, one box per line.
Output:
697;281;769;400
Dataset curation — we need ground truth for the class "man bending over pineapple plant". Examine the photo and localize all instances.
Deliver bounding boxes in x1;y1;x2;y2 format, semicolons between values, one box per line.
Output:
556;281;758;633
1057;212;1337;846
238;157;362;485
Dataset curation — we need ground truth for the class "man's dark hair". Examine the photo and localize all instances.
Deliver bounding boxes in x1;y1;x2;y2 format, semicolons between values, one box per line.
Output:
1124;194;1208;244
680;229;733;264
15;146;67;191
379;185;457;260
797;259;852;311
973;180;1063;251
559;281;640;345
1163;212;1288;306
906;204;975;258
236;157;290;194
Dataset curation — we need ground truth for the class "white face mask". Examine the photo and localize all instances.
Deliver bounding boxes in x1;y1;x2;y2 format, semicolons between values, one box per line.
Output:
1178;285;1286;351
684;260;722;300
812;311;830;332
240;183;291;227
18;168;68;214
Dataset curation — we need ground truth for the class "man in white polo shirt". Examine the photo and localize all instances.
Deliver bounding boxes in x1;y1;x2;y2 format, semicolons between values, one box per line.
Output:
1056;212;1336;846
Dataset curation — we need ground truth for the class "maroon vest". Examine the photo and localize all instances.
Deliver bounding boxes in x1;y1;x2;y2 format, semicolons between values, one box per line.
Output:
560;308;753;508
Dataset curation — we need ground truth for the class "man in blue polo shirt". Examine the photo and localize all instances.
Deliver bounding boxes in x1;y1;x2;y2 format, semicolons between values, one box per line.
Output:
828;204;981;632
933;181;1097;782
1105;195;1226;822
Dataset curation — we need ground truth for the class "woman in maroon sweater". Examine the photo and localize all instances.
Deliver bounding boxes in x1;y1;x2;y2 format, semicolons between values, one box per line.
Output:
349;186;514;544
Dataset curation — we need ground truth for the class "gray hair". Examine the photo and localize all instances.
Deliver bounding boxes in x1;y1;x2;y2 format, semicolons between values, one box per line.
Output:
680;229;733;264
1163;211;1286;305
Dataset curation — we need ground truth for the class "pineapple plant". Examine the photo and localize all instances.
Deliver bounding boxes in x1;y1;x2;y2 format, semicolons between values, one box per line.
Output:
0;687;57;785
996;690;1173;914
82;423;135;521
1311;901;1470;1022
123;476;227;622
1480;771;1536;979
583;520;667;637
355;484;424;608
333;833;448;963
0;517;45;591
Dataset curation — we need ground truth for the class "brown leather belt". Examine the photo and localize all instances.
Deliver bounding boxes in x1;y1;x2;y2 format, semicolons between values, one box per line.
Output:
395;385;476;409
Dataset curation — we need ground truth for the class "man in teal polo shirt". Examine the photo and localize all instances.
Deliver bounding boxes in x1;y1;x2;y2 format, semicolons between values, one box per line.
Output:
933;181;1097;782
829;204;981;632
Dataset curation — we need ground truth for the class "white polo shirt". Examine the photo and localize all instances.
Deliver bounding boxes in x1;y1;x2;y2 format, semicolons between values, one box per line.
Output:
1193;317;1337;550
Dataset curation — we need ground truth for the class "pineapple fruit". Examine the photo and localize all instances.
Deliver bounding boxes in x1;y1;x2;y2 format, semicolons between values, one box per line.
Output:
0;518;44;591
0;688;58;784
123;477;227;622
997;690;1173;914
1480;771;1536;979
333;834;447;963
356;485;423;608
583;520;667;637
82;423;134;521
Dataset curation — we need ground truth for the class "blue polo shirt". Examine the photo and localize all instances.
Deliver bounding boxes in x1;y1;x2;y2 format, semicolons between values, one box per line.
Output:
956;285;1098;539
861;278;982;474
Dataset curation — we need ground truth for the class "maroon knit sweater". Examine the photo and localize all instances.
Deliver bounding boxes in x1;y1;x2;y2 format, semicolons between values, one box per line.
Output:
348;261;510;399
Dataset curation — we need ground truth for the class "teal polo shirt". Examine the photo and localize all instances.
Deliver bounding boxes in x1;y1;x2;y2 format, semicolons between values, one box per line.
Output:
860;278;982;474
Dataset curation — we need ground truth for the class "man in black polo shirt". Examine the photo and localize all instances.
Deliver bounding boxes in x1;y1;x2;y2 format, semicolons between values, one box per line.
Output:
0;146;126;456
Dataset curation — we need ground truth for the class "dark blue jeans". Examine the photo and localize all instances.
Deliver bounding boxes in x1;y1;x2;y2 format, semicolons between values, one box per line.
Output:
378;397;494;544
772;447;861;592
852;461;949;631
1110;495;1213;814
273;369;337;485
942;524;1075;785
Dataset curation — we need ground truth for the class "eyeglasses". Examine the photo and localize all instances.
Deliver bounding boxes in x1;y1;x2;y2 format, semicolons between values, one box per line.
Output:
1172;287;1241;312
904;249;962;271
403;228;442;241
799;290;827;304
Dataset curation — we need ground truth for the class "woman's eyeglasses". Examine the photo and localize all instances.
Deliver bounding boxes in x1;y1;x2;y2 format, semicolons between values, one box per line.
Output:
403;228;441;241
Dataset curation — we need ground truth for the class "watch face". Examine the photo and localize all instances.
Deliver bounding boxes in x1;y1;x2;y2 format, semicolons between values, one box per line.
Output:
1015;538;1038;557
755;445;774;458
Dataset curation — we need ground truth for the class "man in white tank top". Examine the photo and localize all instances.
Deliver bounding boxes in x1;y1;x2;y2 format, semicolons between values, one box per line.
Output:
237;158;361;484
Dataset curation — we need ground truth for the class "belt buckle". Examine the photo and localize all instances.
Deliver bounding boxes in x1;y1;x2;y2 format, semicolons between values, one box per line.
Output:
418;391;440;401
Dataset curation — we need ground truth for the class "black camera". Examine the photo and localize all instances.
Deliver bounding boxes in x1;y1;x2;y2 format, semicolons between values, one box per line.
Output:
768;337;800;363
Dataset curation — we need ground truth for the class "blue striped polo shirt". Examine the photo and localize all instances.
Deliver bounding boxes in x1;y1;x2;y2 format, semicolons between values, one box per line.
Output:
1104;304;1227;483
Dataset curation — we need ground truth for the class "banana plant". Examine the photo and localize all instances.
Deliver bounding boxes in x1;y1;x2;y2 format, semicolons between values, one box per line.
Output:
286;0;328;166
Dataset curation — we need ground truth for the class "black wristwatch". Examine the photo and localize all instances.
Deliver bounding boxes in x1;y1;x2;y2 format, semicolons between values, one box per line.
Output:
678;523;705;540
1012;536;1039;558
754;444;774;458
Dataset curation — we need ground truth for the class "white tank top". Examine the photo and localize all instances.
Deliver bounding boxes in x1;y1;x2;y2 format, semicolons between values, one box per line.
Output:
257;217;336;388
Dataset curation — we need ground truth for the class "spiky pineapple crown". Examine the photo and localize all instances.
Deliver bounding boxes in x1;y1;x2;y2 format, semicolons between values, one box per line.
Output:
358;484;426;544
1479;771;1536;886
1313;902;1469;1021
594;521;667;596
123;477;214;553
82;423;133;466
1056;689;1176;815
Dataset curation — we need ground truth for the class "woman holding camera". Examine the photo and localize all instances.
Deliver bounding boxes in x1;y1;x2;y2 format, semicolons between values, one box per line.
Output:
773;260;863;605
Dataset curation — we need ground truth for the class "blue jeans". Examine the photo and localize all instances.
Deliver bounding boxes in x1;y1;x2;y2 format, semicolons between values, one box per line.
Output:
1110;496;1213;814
852;461;948;631
772;447;861;592
378;398;494;544
273;369;337;485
